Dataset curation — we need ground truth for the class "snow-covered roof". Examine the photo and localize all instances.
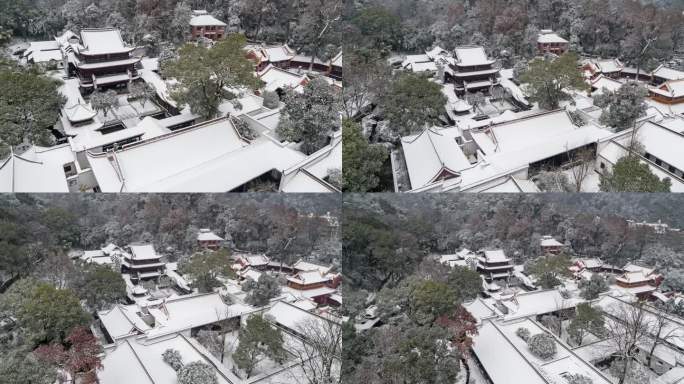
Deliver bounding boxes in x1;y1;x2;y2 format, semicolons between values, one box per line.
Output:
295;286;337;299
590;74;623;93
265;301;340;334
660;367;684;384
258;64;309;93
659;116;684;134
472;110;588;155
239;254;270;266
401;54;435;72
197;229;223;242
280;132;342;193
98;304;151;340
401;127;470;189
481;249;509;263
650;79;684;98
64;103;97;123
263;45;296;62
99;334;234;384
27;48;63;63
475;176;539;193
139;67;176;107
55;30;79;46
497;289;583;320
540;236;563;247
287;271;330;285
472;319;612;384
577;258;603;269
146;293;254;339
330;51;342;67
80;250;113;265
86;117;306;192
425;46;447;60
463;298;499;323
454;46;495;67
239;268;263;282
0;146;71;192
189;13;227;27
292;299;318;311
652;65;684;81
596;296;684;350
128;244;160;261
472;321;547;384
537;31;569;44
23;40;60;57
623;263;655;275
293;260;332;274
78;28;132;55
616;271;655;284
165;267;191;292
406;60;438;73
435;112;612;192
634;121;684;172
594;59;623;74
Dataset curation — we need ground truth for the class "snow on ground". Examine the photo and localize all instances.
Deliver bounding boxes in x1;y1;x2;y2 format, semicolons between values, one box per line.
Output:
198;328;318;382
561;167;602;192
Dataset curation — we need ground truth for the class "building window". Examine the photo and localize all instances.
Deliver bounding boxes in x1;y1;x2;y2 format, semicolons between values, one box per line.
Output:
600;162;605;169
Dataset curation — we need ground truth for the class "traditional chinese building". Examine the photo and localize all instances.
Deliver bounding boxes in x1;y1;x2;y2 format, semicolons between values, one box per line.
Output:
196;228;224;250
537;30;569;56
189;10;227;41
476;249;514;280
540;235;564;255
448;46;499;95
245;44;297;72
67;28;140;92
121;244;165;281
615;263;663;299
649;79;684;105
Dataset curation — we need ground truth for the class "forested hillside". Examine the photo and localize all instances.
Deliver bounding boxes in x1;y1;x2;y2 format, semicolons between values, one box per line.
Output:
0;0;342;56
346;0;684;67
0;194;340;290
343;194;684;292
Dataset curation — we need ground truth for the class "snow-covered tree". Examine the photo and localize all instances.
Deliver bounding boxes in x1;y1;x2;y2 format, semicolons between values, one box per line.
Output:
516;327;531;341
535;170;572;192
566;373;593;384
579;274;609;300
664;269;684;293
233;315;286;378
128;82;156;107
90;90;120;118
245;274;281;307
177;361;217;384
262;91;280;109
527;333;557;360
568;303;605;346
594;82;647;132
162;348;183;371
169;2;192;44
277;78;340;155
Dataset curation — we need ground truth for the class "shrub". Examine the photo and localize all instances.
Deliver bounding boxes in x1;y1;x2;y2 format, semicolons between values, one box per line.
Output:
516;327;531;341
566;373;593;384
177;361;217;384
527;333;557;360
162;349;183;371
262;91;280;109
